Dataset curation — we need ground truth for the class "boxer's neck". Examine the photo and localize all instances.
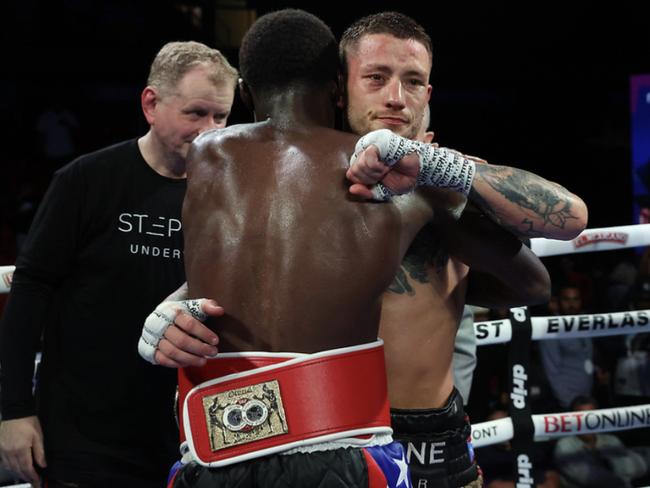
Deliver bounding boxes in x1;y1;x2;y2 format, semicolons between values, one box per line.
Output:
252;85;336;130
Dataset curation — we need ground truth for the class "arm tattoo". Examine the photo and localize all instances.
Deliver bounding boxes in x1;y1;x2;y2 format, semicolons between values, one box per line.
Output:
387;253;430;295
388;267;415;295
472;164;578;236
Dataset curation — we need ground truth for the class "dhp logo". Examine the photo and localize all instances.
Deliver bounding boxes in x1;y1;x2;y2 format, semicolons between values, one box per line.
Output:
510;364;528;409
516;454;534;487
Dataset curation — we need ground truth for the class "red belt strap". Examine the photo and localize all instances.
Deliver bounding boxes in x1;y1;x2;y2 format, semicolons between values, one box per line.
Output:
182;341;391;467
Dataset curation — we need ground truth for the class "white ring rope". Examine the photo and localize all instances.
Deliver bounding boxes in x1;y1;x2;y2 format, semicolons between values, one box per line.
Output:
530;223;650;257
471;222;650;482
0;265;13;294
471;403;650;448
475;309;650;345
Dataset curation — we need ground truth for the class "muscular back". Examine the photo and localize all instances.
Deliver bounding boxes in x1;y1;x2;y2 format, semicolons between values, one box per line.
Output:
183;121;432;353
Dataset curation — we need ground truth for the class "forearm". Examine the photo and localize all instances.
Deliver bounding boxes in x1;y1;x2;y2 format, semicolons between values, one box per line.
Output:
0;169;80;419
349;131;587;240
447;210;551;307
466;266;550;308
470;163;588;240
465;238;550;307
0;279;50;419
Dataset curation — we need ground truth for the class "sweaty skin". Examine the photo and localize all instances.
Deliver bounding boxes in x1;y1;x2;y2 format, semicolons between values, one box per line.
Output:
183;117;438;353
379;203;550;409
381;235;468;408
150;31;558;418
344;32;552;409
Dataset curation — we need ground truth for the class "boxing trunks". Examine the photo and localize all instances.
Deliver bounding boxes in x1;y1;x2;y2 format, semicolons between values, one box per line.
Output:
169;341;412;488
391;388;481;488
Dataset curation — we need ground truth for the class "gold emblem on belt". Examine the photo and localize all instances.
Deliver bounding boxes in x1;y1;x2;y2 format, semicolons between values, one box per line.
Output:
202;380;288;451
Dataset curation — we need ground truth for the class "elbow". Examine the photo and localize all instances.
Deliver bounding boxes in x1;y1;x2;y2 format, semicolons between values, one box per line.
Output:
560;195;589;241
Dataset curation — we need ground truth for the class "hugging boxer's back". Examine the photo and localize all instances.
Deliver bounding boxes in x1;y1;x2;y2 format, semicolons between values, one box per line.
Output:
183;121;430;354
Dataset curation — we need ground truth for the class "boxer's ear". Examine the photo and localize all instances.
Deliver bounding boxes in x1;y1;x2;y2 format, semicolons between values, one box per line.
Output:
238;79;254;113
422;131;435;144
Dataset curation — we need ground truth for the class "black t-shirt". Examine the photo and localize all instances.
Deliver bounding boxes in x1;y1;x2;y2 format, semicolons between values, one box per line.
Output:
0;139;186;482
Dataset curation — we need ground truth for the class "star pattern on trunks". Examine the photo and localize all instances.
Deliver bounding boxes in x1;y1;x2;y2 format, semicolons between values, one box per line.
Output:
395;451;411;488
366;442;413;488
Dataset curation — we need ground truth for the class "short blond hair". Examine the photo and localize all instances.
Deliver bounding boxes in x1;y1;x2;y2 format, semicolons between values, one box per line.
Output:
147;41;238;96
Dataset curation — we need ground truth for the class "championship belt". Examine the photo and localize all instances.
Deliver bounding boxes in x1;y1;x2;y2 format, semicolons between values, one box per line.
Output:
179;341;392;467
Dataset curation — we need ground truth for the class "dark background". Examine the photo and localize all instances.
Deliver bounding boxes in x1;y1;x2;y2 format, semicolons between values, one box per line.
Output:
1;0;650;449
1;0;649;264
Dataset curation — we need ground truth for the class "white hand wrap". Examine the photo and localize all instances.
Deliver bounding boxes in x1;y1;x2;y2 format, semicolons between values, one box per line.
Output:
350;129;476;200
351;128;419;168
415;144;476;196
138;299;209;364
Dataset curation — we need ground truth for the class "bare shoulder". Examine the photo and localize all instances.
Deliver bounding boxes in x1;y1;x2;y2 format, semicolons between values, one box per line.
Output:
390;193;436;252
276;126;358;169
189;124;274;174
321;127;358;145
193;123;264;153
314;128;359;168
329;128;360;153
294;126;358;154
417;187;468;221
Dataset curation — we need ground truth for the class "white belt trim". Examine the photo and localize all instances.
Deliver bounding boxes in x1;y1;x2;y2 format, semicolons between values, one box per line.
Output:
182;340;392;467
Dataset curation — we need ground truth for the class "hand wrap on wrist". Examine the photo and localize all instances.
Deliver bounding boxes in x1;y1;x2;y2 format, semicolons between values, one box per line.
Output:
350;129;476;200
138;299;208;364
415;143;476;196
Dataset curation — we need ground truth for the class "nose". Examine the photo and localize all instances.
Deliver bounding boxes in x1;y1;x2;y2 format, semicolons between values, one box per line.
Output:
385;78;405;110
202;119;219;133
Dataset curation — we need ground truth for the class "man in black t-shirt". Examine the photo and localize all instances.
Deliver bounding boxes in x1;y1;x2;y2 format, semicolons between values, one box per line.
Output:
0;41;237;488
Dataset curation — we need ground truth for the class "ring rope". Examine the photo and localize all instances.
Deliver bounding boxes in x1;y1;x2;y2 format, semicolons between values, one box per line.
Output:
475;310;650;345
471;403;650;448
492;220;649;485
530;223;650;257
0;265;13;294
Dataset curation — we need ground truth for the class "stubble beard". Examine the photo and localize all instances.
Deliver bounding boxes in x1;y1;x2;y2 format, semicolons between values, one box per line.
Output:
347;109;420;141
